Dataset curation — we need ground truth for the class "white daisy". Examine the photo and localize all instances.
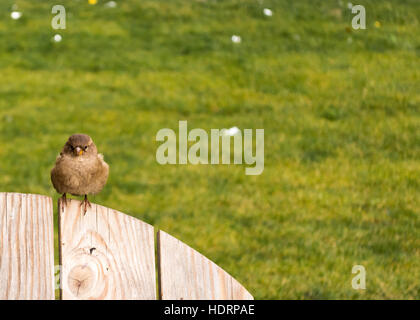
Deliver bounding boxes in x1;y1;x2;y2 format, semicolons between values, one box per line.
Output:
263;8;273;17
222;127;240;136
231;35;241;43
11;11;22;20
53;34;62;42
105;1;117;8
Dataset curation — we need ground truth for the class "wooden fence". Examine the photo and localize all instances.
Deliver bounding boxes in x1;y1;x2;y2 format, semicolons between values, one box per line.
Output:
0;192;253;300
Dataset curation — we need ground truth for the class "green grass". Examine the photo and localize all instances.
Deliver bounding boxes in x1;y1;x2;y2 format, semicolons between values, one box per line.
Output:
0;0;419;299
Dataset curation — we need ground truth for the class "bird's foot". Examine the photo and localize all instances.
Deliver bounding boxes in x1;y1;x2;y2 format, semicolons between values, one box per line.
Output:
60;194;68;212
80;195;92;215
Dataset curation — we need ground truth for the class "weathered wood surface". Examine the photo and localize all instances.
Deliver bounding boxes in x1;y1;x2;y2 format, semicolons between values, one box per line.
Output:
0;191;253;300
157;230;253;300
0;193;55;300
59;199;156;299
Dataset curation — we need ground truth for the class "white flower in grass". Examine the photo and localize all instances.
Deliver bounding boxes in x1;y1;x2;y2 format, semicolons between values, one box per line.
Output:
105;1;117;8
53;34;62;42
222;127;240;136
11;11;22;20
263;8;273;17
231;35;241;43
347;2;353;9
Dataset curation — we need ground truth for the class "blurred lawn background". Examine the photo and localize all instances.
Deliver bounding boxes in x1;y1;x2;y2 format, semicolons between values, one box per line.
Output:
0;0;419;299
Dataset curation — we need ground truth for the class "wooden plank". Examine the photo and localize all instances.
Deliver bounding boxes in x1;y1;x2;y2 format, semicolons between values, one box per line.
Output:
157;230;253;300
59;199;156;299
0;193;55;300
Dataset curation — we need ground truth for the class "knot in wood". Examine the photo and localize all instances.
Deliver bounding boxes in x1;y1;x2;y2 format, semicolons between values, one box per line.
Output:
68;265;94;297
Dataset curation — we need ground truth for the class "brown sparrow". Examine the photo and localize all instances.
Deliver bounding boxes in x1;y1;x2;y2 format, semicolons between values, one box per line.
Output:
51;134;109;213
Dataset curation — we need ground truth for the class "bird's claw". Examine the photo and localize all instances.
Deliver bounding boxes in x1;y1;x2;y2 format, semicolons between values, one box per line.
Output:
80;196;92;215
60;194;68;212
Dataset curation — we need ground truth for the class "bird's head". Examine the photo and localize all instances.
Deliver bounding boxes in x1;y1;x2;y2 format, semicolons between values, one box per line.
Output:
63;134;97;157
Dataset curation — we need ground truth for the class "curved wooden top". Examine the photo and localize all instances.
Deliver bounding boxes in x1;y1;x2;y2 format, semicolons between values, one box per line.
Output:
158;230;253;300
0;193;253;300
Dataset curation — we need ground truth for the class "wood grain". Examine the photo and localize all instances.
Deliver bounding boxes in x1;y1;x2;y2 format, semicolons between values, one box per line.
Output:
0;192;55;300
157;230;253;300
59;199;156;299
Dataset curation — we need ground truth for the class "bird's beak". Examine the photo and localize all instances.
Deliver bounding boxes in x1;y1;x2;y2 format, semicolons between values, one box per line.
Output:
75;147;84;156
